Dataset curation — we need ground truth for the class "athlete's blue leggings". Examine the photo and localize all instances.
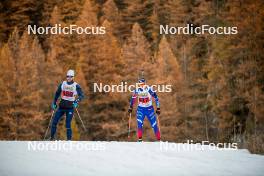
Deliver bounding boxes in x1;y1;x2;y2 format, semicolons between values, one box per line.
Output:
51;108;74;140
136;106;160;140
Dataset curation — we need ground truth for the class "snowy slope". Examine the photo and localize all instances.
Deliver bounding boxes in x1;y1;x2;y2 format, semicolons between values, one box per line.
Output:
0;141;263;176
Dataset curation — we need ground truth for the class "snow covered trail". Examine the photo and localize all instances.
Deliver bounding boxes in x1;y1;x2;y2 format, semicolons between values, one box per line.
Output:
0;141;263;176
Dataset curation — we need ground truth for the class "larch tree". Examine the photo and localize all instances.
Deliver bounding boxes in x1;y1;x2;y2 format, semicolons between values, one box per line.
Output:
50;0;85;70
82;20;126;140
162;0;191;53
7;28;20;62
76;0;98;79
148;3;160;51
44;5;64;114
122;23;152;84
214;0;264;152
154;36;184;141
10;31;44;140
0;44;16;139
100;0;122;40
0;0;42;43
117;0;153;42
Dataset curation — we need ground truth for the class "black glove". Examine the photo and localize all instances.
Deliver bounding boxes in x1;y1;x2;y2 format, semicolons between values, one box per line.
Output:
156;108;161;115
128;107;132;113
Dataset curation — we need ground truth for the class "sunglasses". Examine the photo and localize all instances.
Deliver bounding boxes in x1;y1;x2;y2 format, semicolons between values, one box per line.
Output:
66;76;73;78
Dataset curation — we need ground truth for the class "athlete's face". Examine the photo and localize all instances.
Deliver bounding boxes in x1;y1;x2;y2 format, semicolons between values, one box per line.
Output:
138;82;145;87
66;76;74;82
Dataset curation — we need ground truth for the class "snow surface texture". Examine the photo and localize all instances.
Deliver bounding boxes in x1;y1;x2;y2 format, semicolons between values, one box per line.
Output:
0;141;263;176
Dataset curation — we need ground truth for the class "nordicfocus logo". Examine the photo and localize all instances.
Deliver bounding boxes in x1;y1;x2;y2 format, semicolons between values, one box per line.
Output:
28;141;106;151
27;24;106;35
159;140;238;152
93;82;172;93
160;24;238;35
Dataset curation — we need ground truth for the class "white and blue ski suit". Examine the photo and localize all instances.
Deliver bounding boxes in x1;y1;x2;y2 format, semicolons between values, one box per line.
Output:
129;85;160;140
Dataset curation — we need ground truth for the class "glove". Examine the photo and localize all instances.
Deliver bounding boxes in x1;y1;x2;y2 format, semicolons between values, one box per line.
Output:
128;107;132;113
156;108;161;115
73;101;79;108
51;103;57;110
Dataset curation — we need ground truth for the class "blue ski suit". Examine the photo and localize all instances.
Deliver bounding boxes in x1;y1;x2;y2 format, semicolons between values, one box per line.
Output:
51;80;84;140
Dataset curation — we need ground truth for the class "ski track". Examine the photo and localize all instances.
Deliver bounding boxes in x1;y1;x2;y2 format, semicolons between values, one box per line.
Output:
0;141;263;176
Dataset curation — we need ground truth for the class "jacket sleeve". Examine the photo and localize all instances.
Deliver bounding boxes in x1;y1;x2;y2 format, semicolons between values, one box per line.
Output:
149;87;160;108
129;90;138;108
76;84;84;102
53;83;62;104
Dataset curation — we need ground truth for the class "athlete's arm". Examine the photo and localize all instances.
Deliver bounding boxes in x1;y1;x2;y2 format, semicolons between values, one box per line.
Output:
53;83;62;103
129;90;138;108
76;84;84;102
149;87;160;108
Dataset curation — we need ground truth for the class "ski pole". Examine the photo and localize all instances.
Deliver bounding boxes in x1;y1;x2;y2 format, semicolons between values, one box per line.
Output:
128;113;131;138
157;114;161;138
75;108;87;132
44;110;55;140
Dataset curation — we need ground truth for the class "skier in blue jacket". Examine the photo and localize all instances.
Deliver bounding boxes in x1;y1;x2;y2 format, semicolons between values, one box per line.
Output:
128;78;161;142
50;70;84;140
